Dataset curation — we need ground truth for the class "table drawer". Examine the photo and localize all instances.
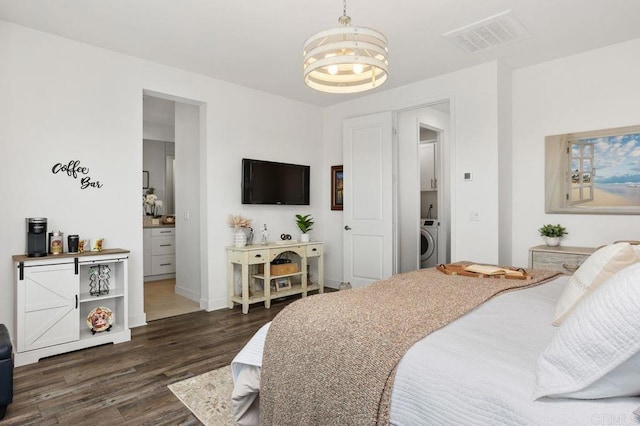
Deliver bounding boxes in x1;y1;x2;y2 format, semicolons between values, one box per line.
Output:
228;249;270;265
306;244;323;257
531;252;589;274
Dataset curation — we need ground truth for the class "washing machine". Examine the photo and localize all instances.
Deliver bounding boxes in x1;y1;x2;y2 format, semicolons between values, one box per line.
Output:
420;219;439;268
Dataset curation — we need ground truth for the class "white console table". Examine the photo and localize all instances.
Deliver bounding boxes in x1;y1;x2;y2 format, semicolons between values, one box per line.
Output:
226;241;324;314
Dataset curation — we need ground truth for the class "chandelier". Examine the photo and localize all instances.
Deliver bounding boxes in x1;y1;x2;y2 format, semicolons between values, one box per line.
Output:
303;0;389;94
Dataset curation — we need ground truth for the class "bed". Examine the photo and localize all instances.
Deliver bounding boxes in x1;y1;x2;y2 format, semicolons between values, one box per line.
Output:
231;253;640;425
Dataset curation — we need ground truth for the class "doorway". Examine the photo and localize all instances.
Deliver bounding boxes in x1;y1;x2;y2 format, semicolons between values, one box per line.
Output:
397;101;451;273
142;93;204;321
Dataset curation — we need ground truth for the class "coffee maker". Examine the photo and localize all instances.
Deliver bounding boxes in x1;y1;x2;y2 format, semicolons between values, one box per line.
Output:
26;217;48;257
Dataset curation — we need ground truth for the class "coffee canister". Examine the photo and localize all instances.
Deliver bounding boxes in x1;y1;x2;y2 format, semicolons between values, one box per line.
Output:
68;234;79;253
49;230;64;255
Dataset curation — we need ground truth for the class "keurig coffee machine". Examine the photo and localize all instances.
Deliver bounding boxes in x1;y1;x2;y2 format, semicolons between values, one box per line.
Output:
26;217;48;257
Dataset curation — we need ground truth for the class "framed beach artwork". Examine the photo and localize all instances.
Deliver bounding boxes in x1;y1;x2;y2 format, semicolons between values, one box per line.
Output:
545;125;640;214
331;165;344;211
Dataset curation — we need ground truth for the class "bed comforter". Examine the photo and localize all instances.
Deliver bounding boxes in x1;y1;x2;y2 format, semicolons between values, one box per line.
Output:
232;274;640;425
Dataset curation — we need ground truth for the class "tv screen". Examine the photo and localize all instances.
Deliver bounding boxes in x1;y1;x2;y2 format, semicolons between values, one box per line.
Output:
242;158;310;205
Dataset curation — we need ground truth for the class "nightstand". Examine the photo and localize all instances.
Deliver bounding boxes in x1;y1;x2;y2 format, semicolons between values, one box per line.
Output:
529;245;596;275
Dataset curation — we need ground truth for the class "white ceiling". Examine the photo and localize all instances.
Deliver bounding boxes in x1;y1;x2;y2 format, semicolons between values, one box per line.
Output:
2;0;640;107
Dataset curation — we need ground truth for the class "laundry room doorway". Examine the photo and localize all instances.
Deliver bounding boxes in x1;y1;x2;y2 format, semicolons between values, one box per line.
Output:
397;102;451;273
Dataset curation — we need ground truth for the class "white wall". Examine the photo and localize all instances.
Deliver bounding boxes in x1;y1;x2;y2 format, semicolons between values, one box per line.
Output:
497;63;513;266
511;38;640;267
174;102;202;304
0;21;323;335
322;62;502;286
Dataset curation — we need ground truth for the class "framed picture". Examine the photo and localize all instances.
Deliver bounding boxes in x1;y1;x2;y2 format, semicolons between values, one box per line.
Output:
143;171;149;189
331;165;344;211
545;124;640;214
275;276;291;291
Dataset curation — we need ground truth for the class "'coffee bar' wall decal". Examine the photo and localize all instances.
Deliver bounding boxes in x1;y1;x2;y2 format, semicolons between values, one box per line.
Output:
52;160;103;189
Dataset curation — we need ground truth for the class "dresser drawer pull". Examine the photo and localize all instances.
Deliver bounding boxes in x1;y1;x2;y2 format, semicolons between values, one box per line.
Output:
562;263;580;272
311;248;317;252
160;244;172;247
255;254;262;258
159;230;172;234
160;263;172;267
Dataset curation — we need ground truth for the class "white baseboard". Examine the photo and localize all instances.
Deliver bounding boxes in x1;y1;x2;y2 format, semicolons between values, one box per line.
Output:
200;296;228;311
129;313;147;328
175;285;199;302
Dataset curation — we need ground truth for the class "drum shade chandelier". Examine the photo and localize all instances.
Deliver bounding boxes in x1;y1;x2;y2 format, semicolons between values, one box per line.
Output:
303;0;389;94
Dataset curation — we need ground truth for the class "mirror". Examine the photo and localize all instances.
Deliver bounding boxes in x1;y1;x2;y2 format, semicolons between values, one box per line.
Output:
143;139;175;215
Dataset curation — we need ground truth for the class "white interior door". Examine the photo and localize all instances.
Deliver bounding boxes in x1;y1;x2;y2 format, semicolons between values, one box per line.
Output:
343;111;394;288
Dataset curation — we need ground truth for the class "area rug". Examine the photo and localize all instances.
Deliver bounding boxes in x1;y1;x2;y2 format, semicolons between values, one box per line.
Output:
168;365;235;425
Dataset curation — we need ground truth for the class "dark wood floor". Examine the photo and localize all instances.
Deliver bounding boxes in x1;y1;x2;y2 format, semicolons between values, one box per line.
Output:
3;297;298;425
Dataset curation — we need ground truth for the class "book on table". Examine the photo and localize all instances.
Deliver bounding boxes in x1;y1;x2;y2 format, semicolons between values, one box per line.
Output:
463;264;525;277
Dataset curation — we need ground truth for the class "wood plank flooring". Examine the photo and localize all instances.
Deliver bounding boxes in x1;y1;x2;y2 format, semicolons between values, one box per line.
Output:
4;296;301;425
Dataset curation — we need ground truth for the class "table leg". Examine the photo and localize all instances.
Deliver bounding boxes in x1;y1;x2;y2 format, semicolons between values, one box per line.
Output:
227;261;234;309
264;266;271;309
301;256;308;297
241;263;249;314
318;254;324;294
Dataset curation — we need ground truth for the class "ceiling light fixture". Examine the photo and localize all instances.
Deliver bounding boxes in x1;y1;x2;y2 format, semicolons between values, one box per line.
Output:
303;0;389;94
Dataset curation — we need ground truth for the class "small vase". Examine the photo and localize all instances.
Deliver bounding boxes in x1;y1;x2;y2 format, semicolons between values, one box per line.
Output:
300;233;310;242
545;236;560;247
234;228;247;247
243;227;254;245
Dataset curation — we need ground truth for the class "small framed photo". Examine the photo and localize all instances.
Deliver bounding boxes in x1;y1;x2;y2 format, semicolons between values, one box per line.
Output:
331;165;344;211
275;276;291;291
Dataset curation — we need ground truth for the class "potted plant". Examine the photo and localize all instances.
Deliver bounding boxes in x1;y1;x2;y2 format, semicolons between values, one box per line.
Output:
295;214;314;242
538;224;568;247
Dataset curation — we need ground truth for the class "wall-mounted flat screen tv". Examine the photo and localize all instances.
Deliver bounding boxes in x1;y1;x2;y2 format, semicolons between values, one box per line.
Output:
242;158;310;205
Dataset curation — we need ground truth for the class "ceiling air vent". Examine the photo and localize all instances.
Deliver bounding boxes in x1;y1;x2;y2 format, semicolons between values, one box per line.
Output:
443;10;530;53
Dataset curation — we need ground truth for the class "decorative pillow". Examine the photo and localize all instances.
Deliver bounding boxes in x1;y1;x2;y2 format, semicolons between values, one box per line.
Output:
552;242;639;325
534;262;640;399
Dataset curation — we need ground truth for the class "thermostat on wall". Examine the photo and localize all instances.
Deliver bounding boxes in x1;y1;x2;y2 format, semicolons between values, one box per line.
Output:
463;172;473;181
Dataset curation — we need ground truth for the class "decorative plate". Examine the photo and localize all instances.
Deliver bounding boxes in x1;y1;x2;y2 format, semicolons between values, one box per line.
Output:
86;306;114;332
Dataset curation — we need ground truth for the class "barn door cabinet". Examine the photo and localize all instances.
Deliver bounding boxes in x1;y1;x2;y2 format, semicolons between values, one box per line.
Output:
13;249;131;366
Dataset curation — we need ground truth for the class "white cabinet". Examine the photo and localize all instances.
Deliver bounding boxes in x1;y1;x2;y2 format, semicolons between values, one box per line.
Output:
144;226;176;280
420;143;437;191
13;249;131;366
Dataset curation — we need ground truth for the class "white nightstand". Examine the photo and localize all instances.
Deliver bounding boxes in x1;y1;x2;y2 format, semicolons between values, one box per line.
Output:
529;245;596;275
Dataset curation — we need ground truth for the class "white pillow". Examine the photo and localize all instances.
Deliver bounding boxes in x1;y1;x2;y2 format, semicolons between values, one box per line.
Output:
534;262;640;399
552;242;639;325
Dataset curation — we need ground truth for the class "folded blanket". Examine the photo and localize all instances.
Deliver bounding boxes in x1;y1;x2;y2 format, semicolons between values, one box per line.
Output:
260;265;561;425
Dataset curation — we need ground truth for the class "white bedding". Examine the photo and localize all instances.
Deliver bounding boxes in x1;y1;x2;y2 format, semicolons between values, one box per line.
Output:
232;276;640;425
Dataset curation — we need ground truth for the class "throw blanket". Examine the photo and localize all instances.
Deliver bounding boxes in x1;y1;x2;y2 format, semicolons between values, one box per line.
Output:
260;265;561;425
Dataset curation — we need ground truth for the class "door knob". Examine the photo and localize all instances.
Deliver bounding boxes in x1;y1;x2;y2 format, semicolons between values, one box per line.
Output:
344;225;352;230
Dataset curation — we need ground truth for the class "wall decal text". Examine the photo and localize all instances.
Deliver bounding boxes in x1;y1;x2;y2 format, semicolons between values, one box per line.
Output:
52;160;103;189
